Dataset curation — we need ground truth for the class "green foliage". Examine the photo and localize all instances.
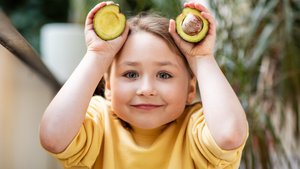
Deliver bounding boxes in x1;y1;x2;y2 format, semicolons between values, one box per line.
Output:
84;0;182;18
209;0;300;168
0;0;69;51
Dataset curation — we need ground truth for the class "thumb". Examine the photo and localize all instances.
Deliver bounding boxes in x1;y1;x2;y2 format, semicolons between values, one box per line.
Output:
168;19;182;46
168;19;192;55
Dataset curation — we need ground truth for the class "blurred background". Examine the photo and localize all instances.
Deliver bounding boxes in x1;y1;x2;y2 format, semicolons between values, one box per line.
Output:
0;0;299;168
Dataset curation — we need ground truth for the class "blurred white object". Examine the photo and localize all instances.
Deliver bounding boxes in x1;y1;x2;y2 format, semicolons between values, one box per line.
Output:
41;23;86;84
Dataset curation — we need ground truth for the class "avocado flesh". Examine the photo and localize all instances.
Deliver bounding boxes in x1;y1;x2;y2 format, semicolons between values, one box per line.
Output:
93;4;126;40
176;8;209;43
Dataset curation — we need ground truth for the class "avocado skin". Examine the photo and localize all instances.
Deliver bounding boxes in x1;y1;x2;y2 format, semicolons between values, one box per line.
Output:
93;4;126;40
176;8;209;43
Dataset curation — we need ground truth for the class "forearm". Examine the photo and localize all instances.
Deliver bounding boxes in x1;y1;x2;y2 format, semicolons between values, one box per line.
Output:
39;52;112;153
194;56;248;150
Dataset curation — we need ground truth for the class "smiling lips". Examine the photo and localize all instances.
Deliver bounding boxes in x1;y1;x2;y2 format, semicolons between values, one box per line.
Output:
131;104;163;111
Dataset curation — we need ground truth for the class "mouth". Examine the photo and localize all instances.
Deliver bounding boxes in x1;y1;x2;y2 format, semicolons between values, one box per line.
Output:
131;104;163;111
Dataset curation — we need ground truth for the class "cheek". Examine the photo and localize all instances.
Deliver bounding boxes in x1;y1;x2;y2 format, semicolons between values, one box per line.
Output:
159;81;189;104
110;80;131;118
159;82;189;120
110;79;135;103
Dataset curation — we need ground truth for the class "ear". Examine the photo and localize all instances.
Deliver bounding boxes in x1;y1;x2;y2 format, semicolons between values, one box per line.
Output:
104;74;112;101
186;77;197;104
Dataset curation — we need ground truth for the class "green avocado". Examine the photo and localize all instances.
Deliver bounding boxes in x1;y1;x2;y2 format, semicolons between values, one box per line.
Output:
176;8;209;43
93;4;126;40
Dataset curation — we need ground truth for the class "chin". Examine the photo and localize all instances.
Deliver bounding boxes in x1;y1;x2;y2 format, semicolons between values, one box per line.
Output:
132;121;163;129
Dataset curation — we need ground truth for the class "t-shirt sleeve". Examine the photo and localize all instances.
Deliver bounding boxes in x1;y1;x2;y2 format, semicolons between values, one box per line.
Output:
188;106;248;168
50;96;106;168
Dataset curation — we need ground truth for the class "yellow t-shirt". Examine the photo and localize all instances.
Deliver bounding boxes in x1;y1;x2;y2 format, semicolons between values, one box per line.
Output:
51;96;247;169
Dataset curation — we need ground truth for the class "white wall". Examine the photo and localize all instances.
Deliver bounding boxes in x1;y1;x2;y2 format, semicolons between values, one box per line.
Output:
0;45;62;169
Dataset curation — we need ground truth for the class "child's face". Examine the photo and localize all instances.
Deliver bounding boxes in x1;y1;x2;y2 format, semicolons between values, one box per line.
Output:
106;31;196;129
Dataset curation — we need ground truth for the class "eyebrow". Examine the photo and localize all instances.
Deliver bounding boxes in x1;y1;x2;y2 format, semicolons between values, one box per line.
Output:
155;61;179;68
120;61;179;69
121;61;140;66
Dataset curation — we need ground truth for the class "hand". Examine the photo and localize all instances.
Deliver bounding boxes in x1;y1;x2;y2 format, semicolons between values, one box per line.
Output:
84;1;129;57
169;2;216;69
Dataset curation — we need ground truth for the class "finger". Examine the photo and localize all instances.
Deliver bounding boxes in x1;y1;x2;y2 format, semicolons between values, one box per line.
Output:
85;2;107;26
119;22;130;40
201;12;216;34
184;2;210;13
106;1;115;5
168;19;182;45
194;3;209;13
184;2;195;8
110;22;129;44
169;19;193;52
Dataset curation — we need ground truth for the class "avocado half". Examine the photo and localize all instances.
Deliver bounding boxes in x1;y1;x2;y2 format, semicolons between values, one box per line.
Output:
93;4;126;40
176;8;209;43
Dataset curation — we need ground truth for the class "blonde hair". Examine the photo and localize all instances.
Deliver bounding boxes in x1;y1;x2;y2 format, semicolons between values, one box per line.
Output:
128;13;183;58
127;13;192;74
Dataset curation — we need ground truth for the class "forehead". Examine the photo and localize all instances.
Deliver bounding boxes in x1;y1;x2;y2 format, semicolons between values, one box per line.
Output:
115;31;185;67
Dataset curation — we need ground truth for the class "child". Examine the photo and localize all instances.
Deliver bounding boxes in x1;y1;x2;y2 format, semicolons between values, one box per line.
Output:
39;1;248;169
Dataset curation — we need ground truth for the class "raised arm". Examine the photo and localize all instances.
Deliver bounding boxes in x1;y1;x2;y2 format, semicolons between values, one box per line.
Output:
39;2;129;153
169;2;248;150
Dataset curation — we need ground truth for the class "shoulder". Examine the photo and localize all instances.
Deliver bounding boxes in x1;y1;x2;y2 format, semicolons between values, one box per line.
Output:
185;102;203;118
89;95;111;110
176;102;203;126
86;95;111;120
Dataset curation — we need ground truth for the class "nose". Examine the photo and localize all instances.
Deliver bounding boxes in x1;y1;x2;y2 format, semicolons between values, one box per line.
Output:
136;77;157;96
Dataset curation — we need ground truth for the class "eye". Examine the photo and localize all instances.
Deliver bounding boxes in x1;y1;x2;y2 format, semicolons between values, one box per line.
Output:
123;71;139;79
157;71;172;79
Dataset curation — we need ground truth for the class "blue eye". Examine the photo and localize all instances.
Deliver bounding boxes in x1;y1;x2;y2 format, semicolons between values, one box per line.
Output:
157;72;172;79
123;71;139;79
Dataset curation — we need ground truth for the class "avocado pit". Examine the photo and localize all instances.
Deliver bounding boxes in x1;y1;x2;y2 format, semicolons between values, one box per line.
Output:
181;14;203;36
